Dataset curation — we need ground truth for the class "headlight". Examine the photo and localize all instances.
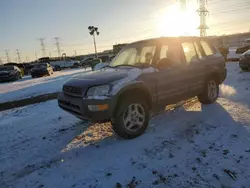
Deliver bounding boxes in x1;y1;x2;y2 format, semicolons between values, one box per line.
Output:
87;85;110;96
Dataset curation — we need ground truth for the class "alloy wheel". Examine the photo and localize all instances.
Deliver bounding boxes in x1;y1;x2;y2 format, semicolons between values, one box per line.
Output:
123;103;145;132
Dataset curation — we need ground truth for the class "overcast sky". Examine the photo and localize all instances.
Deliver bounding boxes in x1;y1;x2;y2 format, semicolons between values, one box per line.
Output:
0;0;249;62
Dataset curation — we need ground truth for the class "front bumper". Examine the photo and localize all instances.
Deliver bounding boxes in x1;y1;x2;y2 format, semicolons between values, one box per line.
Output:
58;92;116;122
239;59;250;68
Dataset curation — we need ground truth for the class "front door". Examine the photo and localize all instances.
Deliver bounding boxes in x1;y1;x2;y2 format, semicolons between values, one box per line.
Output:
155;39;190;105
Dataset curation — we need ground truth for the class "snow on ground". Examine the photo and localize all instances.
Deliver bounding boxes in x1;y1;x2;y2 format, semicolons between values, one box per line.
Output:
0;68;91;103
0;62;250;188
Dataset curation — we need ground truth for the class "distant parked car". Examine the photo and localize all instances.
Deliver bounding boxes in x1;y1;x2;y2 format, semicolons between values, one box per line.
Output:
89;59;102;70
0;65;22;82
4;63;25;76
50;58;80;71
239;49;250;71
81;57;93;68
30;63;53;78
58;36;227;139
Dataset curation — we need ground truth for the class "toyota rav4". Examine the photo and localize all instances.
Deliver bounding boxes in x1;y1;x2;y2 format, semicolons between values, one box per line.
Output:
58;37;227;139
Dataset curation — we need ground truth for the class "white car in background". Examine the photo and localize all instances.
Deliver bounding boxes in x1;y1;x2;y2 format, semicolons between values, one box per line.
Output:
50;58;80;71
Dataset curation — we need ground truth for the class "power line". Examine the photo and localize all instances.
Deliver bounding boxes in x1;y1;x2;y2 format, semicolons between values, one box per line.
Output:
37;38;46;57
5;50;10;63
54;37;61;57
16;49;21;63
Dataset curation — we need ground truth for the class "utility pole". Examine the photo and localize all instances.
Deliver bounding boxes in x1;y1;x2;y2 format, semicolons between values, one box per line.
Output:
5;50;10;63
16;49;22;63
35;52;38;60
88;26;100;58
74;50;77;56
54;37;61;57
49;52;52;58
37;38;46;57
197;0;209;37
0;57;3;65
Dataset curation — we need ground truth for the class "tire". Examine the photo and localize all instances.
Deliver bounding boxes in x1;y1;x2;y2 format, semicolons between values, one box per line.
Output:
198;79;219;104
55;66;61;71
111;96;150;139
14;73;19;81
73;63;79;68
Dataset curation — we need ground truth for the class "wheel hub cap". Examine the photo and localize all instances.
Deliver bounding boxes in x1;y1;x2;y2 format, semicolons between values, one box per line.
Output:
123;103;145;132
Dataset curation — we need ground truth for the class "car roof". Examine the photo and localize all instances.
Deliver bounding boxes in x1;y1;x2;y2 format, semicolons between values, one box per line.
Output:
129;36;205;46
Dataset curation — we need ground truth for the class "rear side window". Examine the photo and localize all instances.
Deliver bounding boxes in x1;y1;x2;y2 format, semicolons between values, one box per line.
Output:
182;42;199;64
200;41;215;56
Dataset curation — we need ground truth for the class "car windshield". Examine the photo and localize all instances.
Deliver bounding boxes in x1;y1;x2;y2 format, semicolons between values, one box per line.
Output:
0;66;14;71
35;64;47;68
110;44;156;68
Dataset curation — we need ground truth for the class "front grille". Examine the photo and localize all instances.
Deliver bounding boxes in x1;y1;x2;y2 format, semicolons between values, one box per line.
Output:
63;85;82;95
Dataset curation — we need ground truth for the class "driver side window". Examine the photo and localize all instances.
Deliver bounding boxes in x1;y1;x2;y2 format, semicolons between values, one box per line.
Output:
140;46;156;64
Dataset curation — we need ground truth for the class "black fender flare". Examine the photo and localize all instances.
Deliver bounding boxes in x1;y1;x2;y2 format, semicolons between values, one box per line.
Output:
112;81;153;115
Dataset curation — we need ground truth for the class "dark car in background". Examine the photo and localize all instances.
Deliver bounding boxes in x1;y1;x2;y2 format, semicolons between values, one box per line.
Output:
58;37;226;139
30;63;53;78
239;49;250;71
0;65;22;82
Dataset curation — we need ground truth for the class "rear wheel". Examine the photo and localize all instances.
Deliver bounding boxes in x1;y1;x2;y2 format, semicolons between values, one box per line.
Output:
111;96;150;139
198;79;219;104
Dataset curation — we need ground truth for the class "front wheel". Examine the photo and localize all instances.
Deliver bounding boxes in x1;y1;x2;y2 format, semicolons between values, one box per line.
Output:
111;96;150;139
198;79;219;104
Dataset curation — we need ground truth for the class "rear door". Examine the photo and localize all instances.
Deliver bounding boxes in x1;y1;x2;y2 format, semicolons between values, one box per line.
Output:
181;39;207;96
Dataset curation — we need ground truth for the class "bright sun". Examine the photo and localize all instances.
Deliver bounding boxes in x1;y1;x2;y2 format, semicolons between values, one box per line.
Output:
157;2;199;37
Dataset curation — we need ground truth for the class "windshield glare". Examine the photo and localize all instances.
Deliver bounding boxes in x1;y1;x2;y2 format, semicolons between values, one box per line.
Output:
110;45;156;67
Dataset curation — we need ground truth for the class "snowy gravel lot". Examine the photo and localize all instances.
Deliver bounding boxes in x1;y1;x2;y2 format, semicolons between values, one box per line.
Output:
0;68;91;103
0;62;250;188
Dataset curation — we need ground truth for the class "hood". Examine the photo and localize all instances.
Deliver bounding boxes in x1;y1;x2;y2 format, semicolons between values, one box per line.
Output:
66;68;128;86
63;68;129;95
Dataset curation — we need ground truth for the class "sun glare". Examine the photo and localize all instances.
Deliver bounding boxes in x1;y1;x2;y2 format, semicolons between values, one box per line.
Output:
157;2;199;37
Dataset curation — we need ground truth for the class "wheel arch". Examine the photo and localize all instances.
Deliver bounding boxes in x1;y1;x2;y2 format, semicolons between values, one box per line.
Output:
113;83;153;116
206;66;221;84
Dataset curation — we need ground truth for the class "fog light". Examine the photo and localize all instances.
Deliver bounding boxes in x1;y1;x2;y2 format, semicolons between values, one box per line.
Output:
88;104;108;111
